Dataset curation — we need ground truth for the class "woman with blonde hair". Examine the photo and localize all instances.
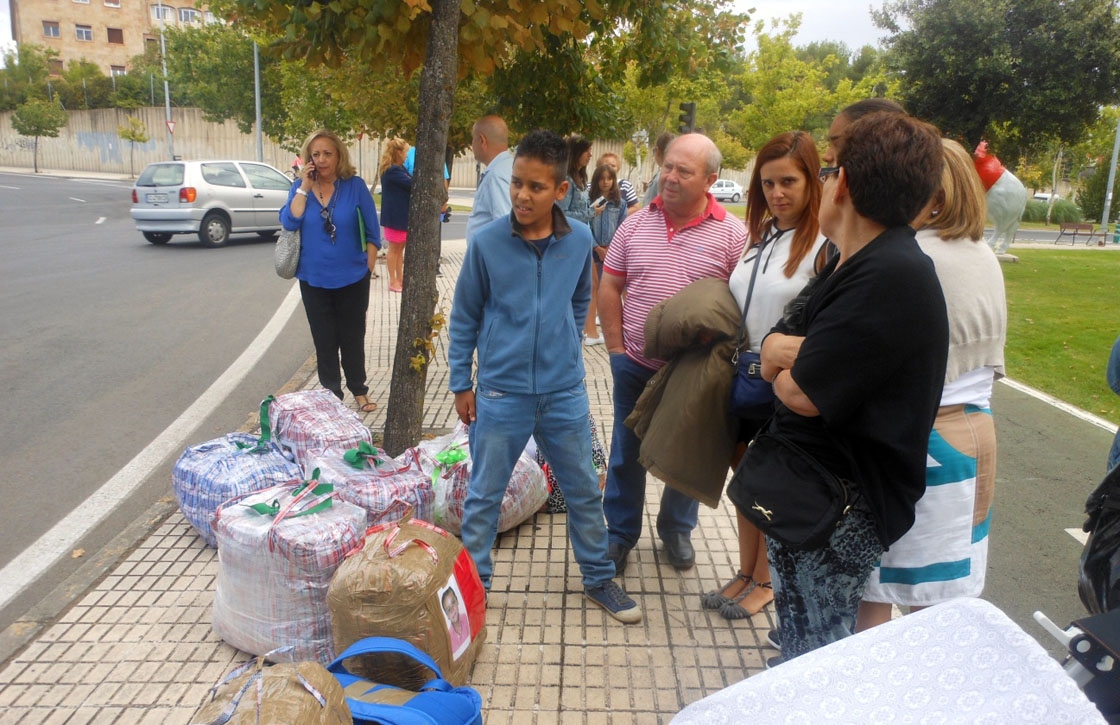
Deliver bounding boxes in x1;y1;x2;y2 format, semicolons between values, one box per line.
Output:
280;128;381;412
857;138;1006;630
379;138;411;292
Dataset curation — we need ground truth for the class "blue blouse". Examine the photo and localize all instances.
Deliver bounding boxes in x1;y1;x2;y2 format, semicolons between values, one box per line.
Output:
280;176;381;289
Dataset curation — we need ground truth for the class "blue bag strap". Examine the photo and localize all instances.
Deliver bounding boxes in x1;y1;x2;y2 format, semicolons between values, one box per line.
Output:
328;636;444;681
347;702;438;725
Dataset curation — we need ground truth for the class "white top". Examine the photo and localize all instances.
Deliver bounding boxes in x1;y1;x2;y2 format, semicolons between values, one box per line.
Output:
728;228;827;353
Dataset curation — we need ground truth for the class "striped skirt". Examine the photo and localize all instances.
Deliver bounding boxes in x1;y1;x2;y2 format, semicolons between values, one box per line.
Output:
862;404;996;606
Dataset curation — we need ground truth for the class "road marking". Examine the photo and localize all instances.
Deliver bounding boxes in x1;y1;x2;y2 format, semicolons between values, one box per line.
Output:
95;217;106;224
69;197;86;203
999;377;1119;433
0;282;303;612
1066;527;1089;545
0;185;19;190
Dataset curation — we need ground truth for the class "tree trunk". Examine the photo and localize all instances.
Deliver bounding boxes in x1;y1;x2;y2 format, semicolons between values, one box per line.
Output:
382;0;460;456
33;136;39;174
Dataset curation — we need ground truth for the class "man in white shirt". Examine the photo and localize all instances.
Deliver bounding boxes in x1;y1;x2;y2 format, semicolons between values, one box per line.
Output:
466;115;514;242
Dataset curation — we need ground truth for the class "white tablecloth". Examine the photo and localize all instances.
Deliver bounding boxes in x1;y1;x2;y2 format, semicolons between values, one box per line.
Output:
673;598;1105;724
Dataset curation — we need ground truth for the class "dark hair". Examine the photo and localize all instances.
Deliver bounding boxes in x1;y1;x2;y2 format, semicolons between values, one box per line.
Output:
590;164;621;205
838;112;943;229
515;130;569;186
566;134;592;189
839;98;907;122
746;131;822;277
653;131;675;161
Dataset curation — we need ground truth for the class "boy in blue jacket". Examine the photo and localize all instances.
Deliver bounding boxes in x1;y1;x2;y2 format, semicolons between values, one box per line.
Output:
448;130;640;624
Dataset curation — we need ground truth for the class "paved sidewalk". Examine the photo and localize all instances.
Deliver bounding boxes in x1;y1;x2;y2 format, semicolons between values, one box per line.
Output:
0;236;771;724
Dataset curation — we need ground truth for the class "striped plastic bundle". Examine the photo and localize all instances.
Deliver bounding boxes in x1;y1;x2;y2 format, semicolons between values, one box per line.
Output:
172;432;303;548
405;422;547;536
268;390;374;469
211;480;368;665
306;443;435;526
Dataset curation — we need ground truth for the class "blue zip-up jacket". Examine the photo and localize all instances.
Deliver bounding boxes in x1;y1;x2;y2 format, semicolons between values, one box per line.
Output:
448;206;593;394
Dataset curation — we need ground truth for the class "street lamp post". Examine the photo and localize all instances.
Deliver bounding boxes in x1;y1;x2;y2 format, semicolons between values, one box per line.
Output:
157;0;175;160
631;129;648;185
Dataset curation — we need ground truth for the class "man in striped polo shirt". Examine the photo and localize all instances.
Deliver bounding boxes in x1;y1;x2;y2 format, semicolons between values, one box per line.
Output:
599;133;746;574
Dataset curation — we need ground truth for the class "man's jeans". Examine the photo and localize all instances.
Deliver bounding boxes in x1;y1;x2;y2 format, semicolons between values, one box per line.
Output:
460;383;614;589
602;353;699;549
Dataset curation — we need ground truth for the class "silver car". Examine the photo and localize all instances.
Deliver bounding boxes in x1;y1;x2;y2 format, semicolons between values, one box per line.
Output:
130;160;293;246
710;178;743;203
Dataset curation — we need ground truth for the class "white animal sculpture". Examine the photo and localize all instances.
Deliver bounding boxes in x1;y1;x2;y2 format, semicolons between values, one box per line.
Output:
973;141;1028;254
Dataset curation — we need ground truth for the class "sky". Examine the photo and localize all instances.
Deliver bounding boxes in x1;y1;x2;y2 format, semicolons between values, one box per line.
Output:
733;0;892;52
0;0;12;64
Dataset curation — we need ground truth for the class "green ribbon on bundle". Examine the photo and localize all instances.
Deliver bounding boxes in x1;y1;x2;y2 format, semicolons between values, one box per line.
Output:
343;441;382;470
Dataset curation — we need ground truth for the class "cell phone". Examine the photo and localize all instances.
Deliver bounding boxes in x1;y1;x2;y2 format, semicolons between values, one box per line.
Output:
593;196;606;208
309;166;318;181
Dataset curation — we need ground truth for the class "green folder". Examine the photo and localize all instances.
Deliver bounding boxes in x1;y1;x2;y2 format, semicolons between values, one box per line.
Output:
357;205;367;252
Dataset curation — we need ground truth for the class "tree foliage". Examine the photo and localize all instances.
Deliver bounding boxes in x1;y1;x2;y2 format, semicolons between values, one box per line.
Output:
118;116;150;178
12;98;68;172
875;0;1120;156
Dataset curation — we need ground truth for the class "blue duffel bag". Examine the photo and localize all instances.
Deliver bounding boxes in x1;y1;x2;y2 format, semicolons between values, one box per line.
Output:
327;637;483;725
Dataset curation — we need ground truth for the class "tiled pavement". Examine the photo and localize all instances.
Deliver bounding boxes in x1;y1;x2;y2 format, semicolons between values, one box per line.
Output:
0;235;774;724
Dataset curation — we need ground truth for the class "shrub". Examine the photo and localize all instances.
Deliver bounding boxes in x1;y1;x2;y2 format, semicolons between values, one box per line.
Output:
1020;198;1083;224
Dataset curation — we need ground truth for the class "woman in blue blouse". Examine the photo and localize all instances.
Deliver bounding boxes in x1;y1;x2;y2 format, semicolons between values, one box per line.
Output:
280;128;381;413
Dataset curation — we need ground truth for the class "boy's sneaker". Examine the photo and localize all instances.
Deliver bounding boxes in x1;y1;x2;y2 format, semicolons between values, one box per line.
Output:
585;580;642;624
766;629;780;651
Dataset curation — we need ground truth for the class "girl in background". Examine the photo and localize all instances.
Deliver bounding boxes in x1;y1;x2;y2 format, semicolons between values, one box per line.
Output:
379;138;412;292
584;163;627;345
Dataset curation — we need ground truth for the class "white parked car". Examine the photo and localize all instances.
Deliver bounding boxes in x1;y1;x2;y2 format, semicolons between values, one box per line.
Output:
130;160;293;246
711;178;743;203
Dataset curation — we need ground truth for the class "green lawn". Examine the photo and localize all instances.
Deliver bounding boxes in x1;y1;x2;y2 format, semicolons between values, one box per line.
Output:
1002;249;1120;423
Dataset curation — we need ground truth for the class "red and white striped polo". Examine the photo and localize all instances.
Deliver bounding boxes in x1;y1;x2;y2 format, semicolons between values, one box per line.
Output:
603;194;746;369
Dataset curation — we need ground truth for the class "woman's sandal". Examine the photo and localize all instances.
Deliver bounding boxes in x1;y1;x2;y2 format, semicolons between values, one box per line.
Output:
700;572;754;610
354;395;378;413
719;581;773;620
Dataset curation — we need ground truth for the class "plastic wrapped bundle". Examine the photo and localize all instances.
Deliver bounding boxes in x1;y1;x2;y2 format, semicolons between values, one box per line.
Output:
173;431;302;548
212;480;368;665
327;517;487;689
268;390;373;468
306;442;435;526
192;652;351;724
405;422;547;535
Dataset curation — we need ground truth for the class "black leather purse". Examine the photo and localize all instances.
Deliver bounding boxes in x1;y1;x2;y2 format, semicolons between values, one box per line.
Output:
727;423;852;550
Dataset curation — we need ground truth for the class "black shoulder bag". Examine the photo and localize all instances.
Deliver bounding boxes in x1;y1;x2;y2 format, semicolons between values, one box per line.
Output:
727;419;853;551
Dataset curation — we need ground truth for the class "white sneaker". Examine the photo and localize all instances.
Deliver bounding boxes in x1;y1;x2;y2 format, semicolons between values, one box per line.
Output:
584;335;605;346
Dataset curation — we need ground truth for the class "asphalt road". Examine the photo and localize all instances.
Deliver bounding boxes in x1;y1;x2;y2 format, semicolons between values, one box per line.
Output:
0;171;314;631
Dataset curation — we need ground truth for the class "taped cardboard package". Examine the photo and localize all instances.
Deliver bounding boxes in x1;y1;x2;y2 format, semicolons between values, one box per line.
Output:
192;654;350;724
328;517;487;689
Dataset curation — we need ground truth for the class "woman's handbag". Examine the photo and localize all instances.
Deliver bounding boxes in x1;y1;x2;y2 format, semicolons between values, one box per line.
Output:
727;424;852;550
275;227;301;279
729;236;776;418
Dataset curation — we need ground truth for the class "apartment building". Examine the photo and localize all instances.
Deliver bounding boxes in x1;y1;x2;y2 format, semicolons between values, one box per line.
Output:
8;0;215;76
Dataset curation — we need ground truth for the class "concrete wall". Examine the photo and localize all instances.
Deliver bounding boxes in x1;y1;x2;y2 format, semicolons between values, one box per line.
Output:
0;106;753;189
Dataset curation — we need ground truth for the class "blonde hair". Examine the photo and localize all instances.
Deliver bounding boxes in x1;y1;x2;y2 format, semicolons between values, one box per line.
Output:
919;138;987;241
300;128;356;180
378;138;410;179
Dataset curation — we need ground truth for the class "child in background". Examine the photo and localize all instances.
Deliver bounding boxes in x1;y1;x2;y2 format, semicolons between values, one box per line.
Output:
448;130;641;624
583;163;627;345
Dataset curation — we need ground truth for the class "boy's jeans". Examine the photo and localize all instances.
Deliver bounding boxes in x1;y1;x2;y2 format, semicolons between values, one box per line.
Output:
461;383;614;589
602;353;699;549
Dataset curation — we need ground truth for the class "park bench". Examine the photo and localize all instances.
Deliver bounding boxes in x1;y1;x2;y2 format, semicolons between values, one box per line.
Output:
1055;222;1099;245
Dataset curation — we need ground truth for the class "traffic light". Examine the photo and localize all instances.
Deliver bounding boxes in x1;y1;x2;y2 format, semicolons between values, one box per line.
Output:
678;102;696;134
